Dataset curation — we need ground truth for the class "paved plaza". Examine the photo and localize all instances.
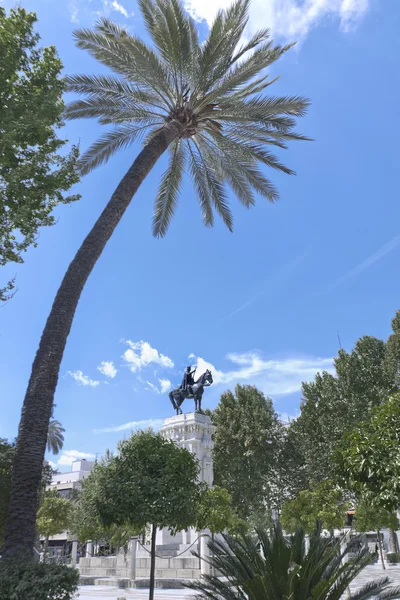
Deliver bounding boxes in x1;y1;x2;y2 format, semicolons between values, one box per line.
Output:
77;564;400;600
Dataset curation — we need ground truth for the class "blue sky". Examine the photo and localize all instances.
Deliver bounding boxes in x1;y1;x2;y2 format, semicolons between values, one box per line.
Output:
1;0;400;470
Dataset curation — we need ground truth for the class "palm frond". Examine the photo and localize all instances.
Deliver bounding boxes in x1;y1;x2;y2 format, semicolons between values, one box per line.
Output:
64;97;162;124
194;0;250;97
78;123;158;175
229;27;271;66
196;133;255;208
349;578;391;600
186;141;214;227
101;19;175;105
207;130;295;175
73;21;175;107
196;41;293;110
47;420;65;455
191;139;233;231
152;139;187;237
376;585;400;600
66;74;168;112
214;96;310;133
224;123;312;148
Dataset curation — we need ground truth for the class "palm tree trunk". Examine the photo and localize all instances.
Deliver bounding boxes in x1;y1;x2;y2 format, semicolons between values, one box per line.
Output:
149;523;157;600
4;120;183;558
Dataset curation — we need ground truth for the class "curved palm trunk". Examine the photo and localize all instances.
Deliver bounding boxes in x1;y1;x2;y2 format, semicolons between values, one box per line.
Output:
4;120;183;557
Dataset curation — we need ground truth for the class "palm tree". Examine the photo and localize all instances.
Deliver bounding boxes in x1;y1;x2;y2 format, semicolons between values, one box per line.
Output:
46;420;65;455
4;0;309;556
188;524;400;600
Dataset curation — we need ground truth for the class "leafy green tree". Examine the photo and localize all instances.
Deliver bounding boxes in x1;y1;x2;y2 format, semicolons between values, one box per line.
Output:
36;495;73;556
71;452;141;547
91;431;203;600
354;498;399;569
187;523;400;600
289;319;400;487
271;422;308;513
6;0;309;557
0;7;79;302
0;439;16;548
335;393;400;556
335;393;400;513
195;486;243;534
212;384;284;520
47;420;65;455
281;480;347;534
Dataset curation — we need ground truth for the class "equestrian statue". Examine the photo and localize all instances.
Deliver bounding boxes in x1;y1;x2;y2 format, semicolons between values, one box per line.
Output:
169;366;213;414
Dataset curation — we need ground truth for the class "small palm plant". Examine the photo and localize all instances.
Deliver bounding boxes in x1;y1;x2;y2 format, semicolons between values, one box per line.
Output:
188;524;400;600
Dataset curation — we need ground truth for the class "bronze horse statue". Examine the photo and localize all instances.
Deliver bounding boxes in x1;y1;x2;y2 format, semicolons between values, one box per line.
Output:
169;369;213;414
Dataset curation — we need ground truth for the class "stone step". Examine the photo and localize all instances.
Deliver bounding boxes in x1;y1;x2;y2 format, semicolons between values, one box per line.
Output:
136;569;201;579
136;557;200;569
132;579;194;589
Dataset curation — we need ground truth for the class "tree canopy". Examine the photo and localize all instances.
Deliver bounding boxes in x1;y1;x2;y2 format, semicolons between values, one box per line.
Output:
335;392;400;513
36;494;73;547
94;431;202;532
287;312;400;488
0;6;79;301
212;384;284;520
71;451;141;546
195;485;243;534
281;480;347;534
354;498;399;535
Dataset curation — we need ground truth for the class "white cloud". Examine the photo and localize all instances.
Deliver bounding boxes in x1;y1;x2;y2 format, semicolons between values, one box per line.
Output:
110;0;129;17
159;379;172;394
94;418;164;434
56;449;96;467
122;340;174;373
184;0;369;42
67;370;100;387
97;360;118;379
68;2;79;23
189;352;334;396
146;380;159;393
143;378;172;394
66;0;133;24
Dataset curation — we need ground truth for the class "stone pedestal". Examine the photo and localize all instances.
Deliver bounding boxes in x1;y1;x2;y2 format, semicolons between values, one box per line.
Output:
156;412;215;546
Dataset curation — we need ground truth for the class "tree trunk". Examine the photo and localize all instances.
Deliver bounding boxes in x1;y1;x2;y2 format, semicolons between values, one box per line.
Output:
389;528;399;553
149;523;157;600
377;530;386;570
44;535;49;561
4;120;183;558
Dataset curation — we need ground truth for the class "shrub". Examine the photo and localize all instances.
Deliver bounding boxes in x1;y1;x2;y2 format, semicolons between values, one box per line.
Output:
387;552;400;564
0;560;78;600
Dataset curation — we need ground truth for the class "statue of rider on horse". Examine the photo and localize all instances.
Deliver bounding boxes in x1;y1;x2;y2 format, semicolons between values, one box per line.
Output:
169;366;213;415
